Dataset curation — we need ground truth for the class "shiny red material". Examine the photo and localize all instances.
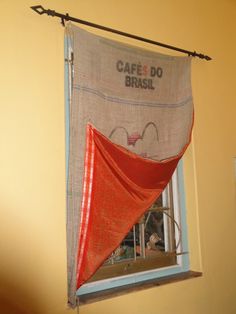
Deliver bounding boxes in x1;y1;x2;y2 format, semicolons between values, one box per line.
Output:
76;124;188;289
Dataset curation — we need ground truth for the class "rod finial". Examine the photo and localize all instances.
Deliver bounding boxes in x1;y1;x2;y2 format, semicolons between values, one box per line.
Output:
205;55;212;61
198;53;212;61
31;5;45;15
31;5;56;17
190;50;212;61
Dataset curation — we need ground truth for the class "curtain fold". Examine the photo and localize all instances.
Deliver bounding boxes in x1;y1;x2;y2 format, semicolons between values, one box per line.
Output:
76;124;190;288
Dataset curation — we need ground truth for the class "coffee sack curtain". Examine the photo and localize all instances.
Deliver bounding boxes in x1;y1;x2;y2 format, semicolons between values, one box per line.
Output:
65;23;193;307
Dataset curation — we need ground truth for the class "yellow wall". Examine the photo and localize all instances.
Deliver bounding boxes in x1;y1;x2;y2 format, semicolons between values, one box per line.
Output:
1;0;236;313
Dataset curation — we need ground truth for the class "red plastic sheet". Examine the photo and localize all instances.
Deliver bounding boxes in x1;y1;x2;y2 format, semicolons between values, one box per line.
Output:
76;124;188;289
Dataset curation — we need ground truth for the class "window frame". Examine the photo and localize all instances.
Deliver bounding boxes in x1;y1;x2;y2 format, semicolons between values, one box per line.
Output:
64;36;190;300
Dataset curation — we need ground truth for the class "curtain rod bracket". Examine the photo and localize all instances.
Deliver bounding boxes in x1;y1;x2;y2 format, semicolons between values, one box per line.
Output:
31;5;212;61
61;13;70;27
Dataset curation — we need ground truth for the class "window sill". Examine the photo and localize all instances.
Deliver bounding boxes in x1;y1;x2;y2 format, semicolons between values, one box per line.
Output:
79;270;202;305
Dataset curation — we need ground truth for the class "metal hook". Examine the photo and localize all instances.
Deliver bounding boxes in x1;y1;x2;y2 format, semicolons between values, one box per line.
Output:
61;18;65;27
61;13;70;27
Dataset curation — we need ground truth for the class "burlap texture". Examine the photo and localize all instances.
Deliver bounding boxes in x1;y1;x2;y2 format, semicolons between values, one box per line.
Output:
65;23;193;307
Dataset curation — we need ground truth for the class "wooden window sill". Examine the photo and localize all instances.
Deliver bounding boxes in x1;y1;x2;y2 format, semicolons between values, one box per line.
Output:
88;254;176;282
79;270;202;305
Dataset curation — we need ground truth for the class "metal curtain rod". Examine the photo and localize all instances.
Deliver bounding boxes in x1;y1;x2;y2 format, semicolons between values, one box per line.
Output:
31;5;212;61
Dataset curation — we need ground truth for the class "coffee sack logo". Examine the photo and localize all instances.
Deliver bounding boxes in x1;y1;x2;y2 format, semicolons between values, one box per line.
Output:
116;60;163;90
109;122;159;158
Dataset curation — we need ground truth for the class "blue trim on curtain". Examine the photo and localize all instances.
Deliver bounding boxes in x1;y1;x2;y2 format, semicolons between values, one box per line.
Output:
64;34;70;190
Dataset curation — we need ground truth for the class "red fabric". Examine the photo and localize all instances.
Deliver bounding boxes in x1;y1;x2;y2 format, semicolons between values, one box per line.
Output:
76;124;188;288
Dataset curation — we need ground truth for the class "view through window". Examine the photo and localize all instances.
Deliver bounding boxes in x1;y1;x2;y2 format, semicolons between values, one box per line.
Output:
88;171;182;283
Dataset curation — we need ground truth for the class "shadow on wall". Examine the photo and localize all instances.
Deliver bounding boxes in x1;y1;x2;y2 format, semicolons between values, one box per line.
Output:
0;274;42;314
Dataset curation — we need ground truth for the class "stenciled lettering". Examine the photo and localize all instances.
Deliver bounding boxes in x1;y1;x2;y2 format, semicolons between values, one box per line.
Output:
125;75;155;90
117;60;163;89
116;60;123;72
150;66;163;78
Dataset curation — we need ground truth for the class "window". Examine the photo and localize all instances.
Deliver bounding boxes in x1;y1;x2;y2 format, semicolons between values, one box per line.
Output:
77;161;190;297
64;33;196;304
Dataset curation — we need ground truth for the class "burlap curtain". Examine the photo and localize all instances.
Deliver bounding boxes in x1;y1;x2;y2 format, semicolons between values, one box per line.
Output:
65;23;193;307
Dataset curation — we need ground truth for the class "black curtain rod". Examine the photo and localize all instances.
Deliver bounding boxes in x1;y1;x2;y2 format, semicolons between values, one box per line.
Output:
31;5;211;61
